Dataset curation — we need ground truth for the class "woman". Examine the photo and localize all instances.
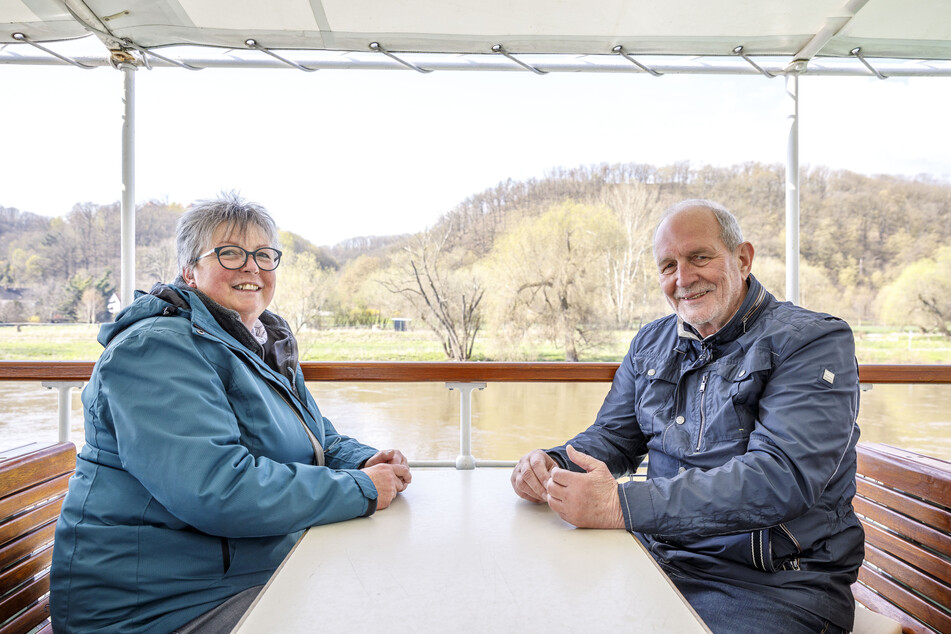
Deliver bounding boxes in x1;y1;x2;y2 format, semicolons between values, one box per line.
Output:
50;193;411;633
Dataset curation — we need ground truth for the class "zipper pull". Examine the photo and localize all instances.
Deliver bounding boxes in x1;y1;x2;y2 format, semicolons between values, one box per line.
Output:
699;373;708;393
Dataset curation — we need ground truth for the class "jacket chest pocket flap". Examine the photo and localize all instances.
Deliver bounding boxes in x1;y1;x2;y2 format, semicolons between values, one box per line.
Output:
714;351;773;436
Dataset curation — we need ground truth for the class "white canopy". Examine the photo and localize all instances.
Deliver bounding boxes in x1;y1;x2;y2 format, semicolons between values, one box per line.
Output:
3;0;951;75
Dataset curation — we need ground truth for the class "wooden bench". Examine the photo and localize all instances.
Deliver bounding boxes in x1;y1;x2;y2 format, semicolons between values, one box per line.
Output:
0;442;76;634
851;442;951;634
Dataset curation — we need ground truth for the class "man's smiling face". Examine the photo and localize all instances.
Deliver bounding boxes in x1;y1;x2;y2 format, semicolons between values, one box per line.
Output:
653;206;752;338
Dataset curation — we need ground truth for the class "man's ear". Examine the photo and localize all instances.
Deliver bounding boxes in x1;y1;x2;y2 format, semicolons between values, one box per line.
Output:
736;242;754;277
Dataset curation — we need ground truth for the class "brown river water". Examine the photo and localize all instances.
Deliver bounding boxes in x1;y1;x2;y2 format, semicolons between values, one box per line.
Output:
1;380;949;462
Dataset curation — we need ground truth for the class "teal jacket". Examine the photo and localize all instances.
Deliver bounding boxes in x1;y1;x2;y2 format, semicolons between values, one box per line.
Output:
51;286;379;633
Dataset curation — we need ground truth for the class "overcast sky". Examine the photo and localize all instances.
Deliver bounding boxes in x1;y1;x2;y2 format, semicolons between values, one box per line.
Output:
2;63;949;246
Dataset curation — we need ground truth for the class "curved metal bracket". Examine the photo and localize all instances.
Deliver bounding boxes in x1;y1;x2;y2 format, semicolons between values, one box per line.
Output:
731;45;775;78
612;45;662;76
850;47;887;80
368;42;431;73
491;44;547;75
11;32;95;69
245;39;317;72
122;38;201;71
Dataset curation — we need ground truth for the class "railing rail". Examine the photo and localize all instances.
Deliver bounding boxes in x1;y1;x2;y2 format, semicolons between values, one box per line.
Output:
3;361;950;467
3;361;951;383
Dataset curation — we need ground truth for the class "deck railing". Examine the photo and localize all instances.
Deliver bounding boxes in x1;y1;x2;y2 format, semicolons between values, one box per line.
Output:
2;362;951;467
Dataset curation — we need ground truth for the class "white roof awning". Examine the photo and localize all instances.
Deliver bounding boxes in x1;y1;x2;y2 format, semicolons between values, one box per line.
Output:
3;0;951;75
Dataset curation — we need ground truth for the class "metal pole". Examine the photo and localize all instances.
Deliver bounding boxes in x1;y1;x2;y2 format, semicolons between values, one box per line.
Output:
42;381;84;442
784;67;802;305
446;382;485;469
120;63;136;307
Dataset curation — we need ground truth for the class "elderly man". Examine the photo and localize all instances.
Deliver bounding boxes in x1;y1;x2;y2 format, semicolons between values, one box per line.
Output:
511;199;863;633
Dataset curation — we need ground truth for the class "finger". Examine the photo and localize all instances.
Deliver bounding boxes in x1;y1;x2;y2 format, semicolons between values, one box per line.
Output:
565;444;605;473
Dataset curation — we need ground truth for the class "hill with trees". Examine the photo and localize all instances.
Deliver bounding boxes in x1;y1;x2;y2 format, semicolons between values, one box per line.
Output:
2;161;949;360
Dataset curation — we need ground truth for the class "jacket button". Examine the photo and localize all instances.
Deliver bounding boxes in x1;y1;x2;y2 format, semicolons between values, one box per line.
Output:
675;416;685;424
738;369;746;377
647;368;656;376
195;327;205;334
678;466;686;473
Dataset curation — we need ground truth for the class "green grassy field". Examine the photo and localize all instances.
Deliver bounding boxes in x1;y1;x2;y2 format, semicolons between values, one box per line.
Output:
2;323;949;363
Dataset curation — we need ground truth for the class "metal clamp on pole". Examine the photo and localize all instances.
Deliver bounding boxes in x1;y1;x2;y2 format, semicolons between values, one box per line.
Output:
446;382;486;469
491;44;547;75
732;45;775;78
612;45;662;76
851;47;887;80
245;39;317;72
11;33;95;69
42;381;84;443
368;42;431;73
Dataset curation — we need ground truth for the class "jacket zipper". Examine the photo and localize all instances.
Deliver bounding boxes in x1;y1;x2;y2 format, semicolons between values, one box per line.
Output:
695;373;709;451
269;381;325;466
778;523;802;570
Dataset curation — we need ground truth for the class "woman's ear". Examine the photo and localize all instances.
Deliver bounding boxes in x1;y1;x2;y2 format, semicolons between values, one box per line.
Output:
182;266;197;288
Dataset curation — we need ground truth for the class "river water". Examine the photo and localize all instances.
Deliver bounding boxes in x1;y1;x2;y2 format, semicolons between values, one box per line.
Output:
1;380;949;462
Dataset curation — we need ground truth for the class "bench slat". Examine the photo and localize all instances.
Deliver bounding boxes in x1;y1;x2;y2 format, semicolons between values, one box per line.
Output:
0;501;63;551
857;566;951;634
0;523;55;573
856;444;951;509
0;443;74;634
863;541;951;611
0;445;76;500
0;572;50;630
855;496;951;561
852;581;927;634
0;544;53;601
0;473;71;525
861;511;951;587
856;477;951;534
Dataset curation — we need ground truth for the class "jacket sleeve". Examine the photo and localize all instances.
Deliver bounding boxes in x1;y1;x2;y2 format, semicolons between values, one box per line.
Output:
547;339;649;476
618;319;860;536
96;321;378;538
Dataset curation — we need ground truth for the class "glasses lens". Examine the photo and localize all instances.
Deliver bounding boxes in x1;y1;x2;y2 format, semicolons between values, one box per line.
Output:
254;248;281;271
216;246;247;269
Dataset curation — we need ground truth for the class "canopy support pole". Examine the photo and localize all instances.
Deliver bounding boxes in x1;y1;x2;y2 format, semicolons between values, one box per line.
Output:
120;62;136;308
784;66;802;305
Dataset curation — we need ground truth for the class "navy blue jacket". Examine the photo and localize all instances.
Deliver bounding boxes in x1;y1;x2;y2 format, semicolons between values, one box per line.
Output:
548;275;864;630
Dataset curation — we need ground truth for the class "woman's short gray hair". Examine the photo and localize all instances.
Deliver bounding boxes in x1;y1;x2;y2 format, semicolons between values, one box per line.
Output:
656;199;744;251
177;192;279;272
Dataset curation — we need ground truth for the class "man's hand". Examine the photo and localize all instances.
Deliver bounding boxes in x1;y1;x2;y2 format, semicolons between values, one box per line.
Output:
362;450;411;511
511;449;557;503
545;445;625;529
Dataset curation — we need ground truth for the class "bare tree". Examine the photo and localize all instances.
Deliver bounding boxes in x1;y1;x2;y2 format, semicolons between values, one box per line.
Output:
382;227;484;361
599;182;661;328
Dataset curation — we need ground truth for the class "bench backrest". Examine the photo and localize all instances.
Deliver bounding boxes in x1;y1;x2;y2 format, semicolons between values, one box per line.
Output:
852;442;951;634
0;442;76;634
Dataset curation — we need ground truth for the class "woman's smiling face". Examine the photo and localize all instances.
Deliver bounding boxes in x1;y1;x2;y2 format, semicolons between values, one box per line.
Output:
183;222;277;331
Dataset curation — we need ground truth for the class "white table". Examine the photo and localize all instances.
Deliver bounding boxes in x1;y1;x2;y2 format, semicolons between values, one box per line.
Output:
234;468;709;632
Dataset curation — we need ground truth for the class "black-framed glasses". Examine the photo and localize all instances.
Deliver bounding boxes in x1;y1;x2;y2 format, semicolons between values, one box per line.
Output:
196;245;283;271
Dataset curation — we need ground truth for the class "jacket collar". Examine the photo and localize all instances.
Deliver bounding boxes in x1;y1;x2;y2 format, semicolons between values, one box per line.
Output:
677;274;769;344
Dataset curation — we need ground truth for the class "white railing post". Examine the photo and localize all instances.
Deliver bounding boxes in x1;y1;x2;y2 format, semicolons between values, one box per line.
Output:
41;381;84;443
446;382;486;469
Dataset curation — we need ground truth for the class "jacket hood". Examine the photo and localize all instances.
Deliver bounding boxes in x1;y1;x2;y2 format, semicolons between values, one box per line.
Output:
99;280;299;383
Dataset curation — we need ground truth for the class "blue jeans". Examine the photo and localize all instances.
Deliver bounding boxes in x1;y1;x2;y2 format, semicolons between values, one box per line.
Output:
665;569;847;634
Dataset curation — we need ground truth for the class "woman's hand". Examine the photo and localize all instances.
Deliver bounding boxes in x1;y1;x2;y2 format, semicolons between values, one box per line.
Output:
364;448;409;469
362;450;411;510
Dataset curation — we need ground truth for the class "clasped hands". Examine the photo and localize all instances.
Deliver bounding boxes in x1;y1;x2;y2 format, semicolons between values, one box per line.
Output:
510;445;624;529
362;449;412;510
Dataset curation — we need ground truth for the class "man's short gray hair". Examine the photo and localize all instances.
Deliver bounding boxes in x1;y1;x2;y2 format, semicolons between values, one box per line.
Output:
655;199;744;252
177;192;279;272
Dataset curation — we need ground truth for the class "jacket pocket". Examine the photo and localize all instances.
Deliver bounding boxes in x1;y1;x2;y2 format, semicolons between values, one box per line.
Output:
713;351;773;441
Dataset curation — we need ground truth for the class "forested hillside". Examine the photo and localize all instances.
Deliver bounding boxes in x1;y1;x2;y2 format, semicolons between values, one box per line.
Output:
2;161;949;360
